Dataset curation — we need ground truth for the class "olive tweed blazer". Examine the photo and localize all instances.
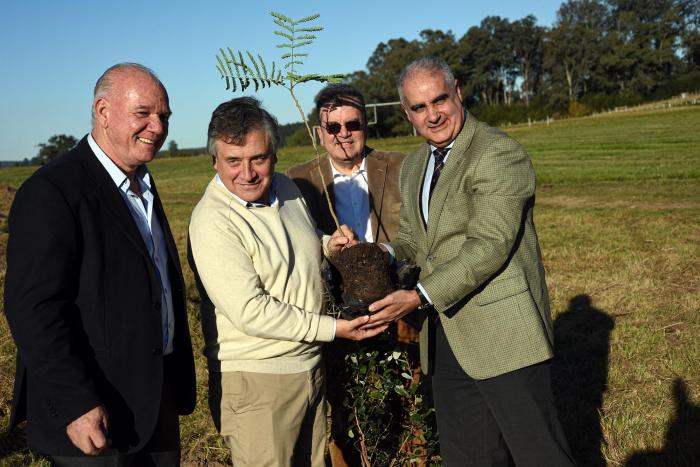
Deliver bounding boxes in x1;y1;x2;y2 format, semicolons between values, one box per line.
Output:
392;113;554;379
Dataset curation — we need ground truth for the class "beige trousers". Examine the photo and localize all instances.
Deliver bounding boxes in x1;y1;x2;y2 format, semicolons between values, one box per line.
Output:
208;365;327;467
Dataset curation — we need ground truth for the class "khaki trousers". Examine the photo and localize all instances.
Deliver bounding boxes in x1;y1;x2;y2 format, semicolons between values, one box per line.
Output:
208;365;327;467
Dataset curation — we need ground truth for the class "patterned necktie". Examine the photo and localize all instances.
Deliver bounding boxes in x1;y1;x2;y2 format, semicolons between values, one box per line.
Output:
429;147;449;199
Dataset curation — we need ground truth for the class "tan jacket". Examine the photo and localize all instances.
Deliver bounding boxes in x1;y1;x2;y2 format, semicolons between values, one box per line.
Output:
286;148;405;243
393;113;554;379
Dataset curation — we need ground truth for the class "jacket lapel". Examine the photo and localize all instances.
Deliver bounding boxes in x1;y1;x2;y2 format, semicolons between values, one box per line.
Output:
365;150;387;242
77;137;152;261
426;114;478;249
409;144;431;237
310;156;336;233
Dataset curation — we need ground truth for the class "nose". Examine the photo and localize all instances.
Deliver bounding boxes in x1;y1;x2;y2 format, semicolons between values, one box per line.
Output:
240;161;255;181
148;114;167;136
337;124;351;139
426;104;440;123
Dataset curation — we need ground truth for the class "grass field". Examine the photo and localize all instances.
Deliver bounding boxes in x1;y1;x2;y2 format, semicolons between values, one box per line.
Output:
1;106;699;466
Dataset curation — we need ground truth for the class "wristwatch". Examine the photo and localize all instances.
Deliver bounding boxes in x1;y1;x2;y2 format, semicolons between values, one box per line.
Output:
414;286;431;310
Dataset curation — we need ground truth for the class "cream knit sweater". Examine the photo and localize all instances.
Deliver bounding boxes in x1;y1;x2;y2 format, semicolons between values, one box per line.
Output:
189;174;335;374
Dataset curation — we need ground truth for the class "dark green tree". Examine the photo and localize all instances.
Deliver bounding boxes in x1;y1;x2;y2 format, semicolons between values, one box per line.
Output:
544;0;608;102
34;134;78;165
512;15;546;105
168;140;179;157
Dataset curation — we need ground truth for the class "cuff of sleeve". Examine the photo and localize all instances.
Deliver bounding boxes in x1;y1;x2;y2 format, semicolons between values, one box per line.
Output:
416;282;433;305
316;314;335;342
380;242;395;263
321;234;332;257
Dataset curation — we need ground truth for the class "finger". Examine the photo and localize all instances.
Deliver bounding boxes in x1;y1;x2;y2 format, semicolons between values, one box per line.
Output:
358;324;389;339
348;314;371;328
90;427;109;453
368;296;393;313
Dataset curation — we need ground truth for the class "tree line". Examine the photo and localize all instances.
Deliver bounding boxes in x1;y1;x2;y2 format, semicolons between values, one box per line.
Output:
339;0;700;137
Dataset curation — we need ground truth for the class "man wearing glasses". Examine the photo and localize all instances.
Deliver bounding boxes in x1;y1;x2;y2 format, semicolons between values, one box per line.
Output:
287;84;405;244
288;85;412;466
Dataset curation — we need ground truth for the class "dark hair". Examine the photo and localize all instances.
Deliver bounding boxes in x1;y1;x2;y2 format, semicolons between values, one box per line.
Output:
207;97;280;156
314;84;367;123
397;56;455;104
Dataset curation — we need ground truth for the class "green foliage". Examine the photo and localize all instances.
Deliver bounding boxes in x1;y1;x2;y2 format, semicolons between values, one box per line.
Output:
168;140;179;157
326;339;439;466
567;101;594;118
34;134;77;165
215;12;343;93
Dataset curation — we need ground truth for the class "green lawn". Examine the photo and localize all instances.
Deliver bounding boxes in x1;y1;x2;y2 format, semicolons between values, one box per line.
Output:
1;106;699;466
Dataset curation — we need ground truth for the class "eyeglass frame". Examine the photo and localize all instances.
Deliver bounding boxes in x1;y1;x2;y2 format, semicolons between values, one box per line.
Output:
321;119;365;135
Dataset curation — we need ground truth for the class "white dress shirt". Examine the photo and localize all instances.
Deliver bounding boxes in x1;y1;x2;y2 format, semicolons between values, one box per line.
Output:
88;134;175;355
330;157;373;242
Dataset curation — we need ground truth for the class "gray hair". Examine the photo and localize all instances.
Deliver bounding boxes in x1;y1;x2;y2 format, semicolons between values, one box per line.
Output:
396;56;456;104
207;96;280;157
92;63;164;122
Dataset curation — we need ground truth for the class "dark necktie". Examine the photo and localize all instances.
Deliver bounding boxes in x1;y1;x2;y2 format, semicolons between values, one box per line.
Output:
429;147;449;199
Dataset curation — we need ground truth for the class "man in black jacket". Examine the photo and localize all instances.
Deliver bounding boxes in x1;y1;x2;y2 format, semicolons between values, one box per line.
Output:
4;63;196;466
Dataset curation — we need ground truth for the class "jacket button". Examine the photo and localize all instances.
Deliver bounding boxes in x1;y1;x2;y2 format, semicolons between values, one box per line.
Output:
152;346;163;355
154;301;162;311
427;255;434;261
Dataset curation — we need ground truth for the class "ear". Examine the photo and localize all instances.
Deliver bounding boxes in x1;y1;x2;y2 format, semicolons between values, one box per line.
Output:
93;97;109;128
315;125;323;144
401;103;410;120
454;79;463;102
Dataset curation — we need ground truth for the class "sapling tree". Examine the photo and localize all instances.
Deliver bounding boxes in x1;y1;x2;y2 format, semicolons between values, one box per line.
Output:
215;12;343;231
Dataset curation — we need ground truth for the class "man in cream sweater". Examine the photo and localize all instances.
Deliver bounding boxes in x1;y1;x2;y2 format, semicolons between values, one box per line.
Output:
188;97;386;466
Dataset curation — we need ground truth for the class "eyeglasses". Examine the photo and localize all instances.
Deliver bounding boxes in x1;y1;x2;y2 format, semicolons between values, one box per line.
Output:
322;120;364;135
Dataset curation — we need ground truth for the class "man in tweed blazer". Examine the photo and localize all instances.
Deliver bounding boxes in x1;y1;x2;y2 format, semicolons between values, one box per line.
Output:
366;57;574;466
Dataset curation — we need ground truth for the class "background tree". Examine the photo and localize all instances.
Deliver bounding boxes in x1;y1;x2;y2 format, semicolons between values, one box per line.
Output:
33;134;77;165
168;140;179;157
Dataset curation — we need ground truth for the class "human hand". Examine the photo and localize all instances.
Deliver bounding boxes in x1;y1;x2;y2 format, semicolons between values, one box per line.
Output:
328;225;359;252
362;289;421;329
335;315;389;341
66;405;110;455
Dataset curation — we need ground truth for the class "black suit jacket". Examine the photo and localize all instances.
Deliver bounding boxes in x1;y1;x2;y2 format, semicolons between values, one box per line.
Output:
4;136;196;455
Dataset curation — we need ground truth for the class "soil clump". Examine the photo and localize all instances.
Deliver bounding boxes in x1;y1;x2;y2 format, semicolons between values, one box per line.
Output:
329;242;394;313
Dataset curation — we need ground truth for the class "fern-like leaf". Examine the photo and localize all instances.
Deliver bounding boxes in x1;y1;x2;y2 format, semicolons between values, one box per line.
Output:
292;40;313;48
297;13;320;23
259;54;269;80
284;60;304;69
215;55;231;90
270;11;294;24
274;30;295;42
296;26;323;32
281;52;309;59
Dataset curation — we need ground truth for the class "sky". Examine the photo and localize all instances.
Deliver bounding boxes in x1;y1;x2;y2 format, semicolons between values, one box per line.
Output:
0;0;563;161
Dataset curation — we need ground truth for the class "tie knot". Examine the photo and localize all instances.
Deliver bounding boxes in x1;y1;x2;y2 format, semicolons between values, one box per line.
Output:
433;147;449;164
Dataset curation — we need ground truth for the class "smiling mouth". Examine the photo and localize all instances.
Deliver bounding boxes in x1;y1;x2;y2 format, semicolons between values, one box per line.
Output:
428;120;447;130
137;137;157;145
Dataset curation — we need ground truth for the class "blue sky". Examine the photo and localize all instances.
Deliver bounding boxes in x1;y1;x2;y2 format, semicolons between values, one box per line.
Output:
0;0;562;161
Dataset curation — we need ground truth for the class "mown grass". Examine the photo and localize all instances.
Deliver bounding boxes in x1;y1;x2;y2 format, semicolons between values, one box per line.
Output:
0;105;699;466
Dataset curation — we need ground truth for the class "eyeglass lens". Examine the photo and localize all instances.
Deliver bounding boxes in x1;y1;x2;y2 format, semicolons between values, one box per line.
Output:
325;120;363;135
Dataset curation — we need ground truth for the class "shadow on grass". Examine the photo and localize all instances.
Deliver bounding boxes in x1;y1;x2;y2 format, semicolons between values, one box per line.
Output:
624;378;700;466
552;294;614;467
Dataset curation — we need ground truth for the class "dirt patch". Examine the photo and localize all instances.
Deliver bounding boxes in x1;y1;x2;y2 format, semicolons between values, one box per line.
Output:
539;195;699;210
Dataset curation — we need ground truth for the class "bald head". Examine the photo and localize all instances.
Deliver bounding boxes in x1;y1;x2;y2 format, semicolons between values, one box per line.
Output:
92;63;165;124
91;63;171;174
